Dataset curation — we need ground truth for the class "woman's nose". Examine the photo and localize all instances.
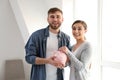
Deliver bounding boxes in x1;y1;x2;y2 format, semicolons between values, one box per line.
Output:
74;29;78;32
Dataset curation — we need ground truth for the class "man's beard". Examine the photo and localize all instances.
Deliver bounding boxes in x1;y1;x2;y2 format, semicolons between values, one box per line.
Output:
49;24;61;30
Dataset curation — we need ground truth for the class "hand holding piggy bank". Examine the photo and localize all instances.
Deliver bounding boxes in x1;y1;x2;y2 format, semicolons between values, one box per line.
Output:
52;50;67;67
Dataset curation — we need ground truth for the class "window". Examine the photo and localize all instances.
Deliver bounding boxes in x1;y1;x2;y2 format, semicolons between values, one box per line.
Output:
102;0;120;80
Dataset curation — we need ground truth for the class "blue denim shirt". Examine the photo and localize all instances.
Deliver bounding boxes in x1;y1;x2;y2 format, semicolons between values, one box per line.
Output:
25;26;71;80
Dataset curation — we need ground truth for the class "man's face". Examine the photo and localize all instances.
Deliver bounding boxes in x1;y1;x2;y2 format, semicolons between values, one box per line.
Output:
47;11;63;30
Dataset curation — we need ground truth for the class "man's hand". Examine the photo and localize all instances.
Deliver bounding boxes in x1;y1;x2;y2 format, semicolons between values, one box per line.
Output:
47;56;65;68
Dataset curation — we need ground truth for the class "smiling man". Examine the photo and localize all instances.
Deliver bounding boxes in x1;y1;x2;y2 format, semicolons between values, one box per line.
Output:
25;7;71;80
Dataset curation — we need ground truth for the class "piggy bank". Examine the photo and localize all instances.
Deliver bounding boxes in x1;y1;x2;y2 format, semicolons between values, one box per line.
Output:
53;51;67;66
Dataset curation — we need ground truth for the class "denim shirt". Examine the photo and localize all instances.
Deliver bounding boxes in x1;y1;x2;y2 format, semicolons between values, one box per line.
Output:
25;26;71;80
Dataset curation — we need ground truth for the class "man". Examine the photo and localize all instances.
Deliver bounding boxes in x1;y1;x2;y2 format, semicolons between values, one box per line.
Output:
25;7;71;80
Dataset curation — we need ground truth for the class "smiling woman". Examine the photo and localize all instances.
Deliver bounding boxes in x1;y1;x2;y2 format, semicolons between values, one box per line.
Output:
59;19;92;80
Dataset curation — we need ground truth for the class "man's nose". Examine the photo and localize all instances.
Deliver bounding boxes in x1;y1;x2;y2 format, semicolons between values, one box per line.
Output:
53;17;58;21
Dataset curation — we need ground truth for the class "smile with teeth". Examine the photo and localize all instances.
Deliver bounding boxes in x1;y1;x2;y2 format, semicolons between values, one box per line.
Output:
74;34;80;37
52;23;58;26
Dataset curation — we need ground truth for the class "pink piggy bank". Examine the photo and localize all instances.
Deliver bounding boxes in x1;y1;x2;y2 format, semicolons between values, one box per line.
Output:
53;51;67;66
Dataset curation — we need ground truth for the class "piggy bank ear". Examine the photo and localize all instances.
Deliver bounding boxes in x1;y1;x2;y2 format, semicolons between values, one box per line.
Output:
52;51;58;56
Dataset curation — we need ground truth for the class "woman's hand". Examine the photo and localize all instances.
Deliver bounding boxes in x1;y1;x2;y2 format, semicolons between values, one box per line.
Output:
59;46;70;63
59;46;69;54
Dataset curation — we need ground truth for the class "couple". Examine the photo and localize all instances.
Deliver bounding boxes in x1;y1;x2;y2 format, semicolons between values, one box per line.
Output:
25;7;92;80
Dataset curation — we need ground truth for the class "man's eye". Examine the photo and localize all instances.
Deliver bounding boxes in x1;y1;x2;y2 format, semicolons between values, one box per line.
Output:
57;17;60;18
78;28;81;30
50;16;55;18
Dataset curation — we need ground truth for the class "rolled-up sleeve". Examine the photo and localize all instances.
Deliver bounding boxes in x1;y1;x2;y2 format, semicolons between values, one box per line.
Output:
25;35;37;64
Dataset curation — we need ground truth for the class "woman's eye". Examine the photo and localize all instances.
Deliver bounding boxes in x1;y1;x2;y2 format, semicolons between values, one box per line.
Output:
72;27;81;30
72;27;76;30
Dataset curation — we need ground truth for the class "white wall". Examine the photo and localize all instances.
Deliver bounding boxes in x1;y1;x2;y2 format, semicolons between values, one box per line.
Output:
0;0;27;80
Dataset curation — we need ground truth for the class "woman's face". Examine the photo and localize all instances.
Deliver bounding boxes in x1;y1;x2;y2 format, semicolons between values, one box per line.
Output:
72;23;87;40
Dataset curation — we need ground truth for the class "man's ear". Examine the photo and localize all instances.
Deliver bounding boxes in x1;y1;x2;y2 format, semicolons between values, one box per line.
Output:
62;17;64;22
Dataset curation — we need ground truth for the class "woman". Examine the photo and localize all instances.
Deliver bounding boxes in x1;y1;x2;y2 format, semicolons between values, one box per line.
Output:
59;20;92;80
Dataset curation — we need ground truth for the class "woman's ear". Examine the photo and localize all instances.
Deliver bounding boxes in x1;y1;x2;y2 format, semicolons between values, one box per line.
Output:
85;30;87;33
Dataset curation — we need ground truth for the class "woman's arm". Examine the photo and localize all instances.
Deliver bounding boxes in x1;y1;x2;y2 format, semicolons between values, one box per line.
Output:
59;43;92;71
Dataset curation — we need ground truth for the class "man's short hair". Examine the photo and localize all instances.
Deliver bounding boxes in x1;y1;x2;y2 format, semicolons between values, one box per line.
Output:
48;7;63;14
